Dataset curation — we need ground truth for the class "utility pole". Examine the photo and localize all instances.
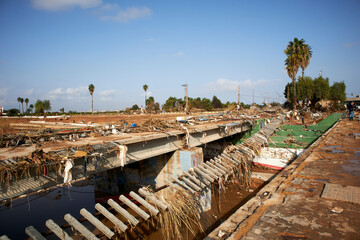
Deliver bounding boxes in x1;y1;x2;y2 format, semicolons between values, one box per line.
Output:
252;89;255;106
238;85;240;110
278;93;280;104
182;84;189;113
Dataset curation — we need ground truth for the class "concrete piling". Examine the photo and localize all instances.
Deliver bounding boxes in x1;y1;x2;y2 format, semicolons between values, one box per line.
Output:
45;219;73;240
80;208;114;239
95;203;128;233
119;195;150;220
64;214;99;240
129;191;159;216
107;199;140;226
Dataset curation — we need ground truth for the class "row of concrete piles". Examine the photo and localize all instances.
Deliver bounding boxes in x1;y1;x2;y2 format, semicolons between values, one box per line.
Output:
0;118;282;240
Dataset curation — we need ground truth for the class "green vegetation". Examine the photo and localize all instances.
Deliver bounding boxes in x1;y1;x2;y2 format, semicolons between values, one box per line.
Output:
88;84;95;114
34;99;51;114
143;84;148;109
131;104;139;110
284;76;346;110
269;113;342;148
6;108;20;116
284;38;312;110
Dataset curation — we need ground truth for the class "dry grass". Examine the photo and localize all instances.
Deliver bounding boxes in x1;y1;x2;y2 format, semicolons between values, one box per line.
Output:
0;119;11;134
156;187;204;240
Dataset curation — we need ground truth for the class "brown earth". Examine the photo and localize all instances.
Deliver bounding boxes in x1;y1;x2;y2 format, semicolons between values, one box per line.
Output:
209;117;360;240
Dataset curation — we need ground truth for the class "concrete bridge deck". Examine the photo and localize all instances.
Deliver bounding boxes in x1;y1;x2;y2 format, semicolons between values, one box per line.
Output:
206;118;360;240
0;119;253;201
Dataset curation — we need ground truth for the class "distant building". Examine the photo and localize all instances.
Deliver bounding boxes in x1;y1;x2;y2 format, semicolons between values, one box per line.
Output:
346;95;360;106
0;106;3;116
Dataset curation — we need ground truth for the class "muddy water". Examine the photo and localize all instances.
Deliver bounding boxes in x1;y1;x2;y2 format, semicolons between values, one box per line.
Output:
0;178;265;240
0;185;95;239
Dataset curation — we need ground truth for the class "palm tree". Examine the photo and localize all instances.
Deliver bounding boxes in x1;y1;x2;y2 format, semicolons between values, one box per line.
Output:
20;98;24;113
25;98;29;112
88;84;95;114
143;84;148;109
17;97;21;113
284;38;303;111
299;43;312;79
29;104;34;113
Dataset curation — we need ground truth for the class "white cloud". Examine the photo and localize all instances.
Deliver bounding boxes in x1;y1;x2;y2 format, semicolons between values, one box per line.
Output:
205;78;269;92
48;86;88;101
175;52;184;56
98;89;116;101
25;88;34;95
0;88;8;106
31;0;102;11
100;6;152;22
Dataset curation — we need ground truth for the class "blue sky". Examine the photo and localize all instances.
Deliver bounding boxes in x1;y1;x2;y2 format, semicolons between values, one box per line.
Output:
1;0;359;112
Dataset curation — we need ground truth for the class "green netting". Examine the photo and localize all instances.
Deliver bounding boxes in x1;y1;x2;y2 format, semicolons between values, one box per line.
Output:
268;143;305;149
270;113;342;149
233;119;265;144
292;130;320;137
280;125;304;131
275;130;294;136
308;113;342;133
270;135;317;148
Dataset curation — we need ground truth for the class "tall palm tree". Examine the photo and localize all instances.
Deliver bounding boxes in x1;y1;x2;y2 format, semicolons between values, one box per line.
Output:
284;38;303;111
17;97;21;113
25;98;29;112
143;84;148;109
300;43;312;79
20;98;24;113
88;84;95;114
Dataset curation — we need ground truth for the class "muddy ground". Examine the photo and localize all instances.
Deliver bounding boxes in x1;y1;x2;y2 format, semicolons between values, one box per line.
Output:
209;117;360;240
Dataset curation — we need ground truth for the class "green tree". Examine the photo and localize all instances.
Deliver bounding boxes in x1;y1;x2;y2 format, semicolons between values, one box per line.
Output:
17;97;21;113
20;97;24;113
60;107;65;113
297;76;315;102
313;76;330;103
146;96;155;111
299;42;312;79
211;95;223;109
29;104;34;113
330;81;346;103
163;97;183;111
131;104;139;110
25;98;29;112
143;84;148;109
7;108;20;116
155;102;160;111
35;100;51;114
284;38;304;110
88;84;95;114
35;100;44;114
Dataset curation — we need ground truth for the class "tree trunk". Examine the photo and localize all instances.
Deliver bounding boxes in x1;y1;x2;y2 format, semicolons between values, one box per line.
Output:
145;91;147;111
293;77;297;111
302;68;304;80
22;103;24;113
91;94;94;114
19;103;21;113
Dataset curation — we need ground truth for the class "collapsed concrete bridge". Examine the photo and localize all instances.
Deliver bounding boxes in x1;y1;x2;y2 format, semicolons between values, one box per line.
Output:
0;117;283;240
0;120;257;201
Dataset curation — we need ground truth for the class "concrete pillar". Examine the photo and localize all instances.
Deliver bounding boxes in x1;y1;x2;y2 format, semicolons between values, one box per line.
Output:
94;147;204;197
